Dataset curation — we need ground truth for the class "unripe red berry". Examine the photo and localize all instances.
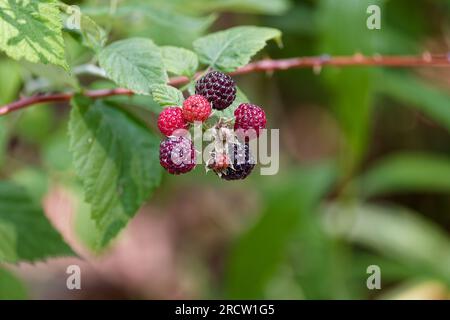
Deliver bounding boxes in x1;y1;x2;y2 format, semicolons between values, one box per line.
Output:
182;95;212;122
157;107;188;136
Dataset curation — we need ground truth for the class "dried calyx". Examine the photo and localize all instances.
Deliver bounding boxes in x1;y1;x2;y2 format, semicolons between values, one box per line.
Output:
207;121;255;180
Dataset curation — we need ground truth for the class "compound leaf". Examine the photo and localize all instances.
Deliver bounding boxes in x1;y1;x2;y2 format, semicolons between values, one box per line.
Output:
151;84;184;107
193;26;281;72
0;0;68;69
98;38;167;95
69;96;162;249
162;46;198;77
0;181;73;263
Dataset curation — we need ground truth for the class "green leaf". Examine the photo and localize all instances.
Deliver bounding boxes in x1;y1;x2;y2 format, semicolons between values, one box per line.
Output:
76;14;107;51
83;2;215;48
0;181;74;263
0;0;68;69
265;4;315;35
317;0;385;172
133;5;215;47
43;129;73;172
69;96;162;249
0;60;22;168
376;71;450;131
0;121;6;169
11;168;49;203
151;84;184;107
59;3;107;51
162;46;198;77
98;38;168;95
187;0;289;15
0;267;27;300
89;80;163;114
22;61;79;91
193;26;282;72
324;68;374;171
226;163;336;298
15;104;54;145
0;60;22;104
74;186;101;252
290;220;353;299
324;203;450;283
356;153;450;198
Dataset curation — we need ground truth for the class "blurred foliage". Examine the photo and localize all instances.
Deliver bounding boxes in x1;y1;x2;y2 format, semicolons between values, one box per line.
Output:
0;268;27;300
324;203;450;285
318;0;384;173
226;163;336;298
0;60;22;168
376;71;450;131
0;182;73;263
15;106;54;145
0;0;449;300
356;152;450;198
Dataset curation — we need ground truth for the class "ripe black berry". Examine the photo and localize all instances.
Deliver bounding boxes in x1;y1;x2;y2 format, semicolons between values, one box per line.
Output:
195;71;236;110
218;143;255;180
159;136;196;174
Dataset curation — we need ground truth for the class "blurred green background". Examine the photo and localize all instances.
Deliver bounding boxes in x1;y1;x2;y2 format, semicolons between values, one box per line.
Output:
0;0;449;299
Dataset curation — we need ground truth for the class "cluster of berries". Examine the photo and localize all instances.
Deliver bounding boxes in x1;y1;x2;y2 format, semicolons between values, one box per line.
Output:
158;71;266;180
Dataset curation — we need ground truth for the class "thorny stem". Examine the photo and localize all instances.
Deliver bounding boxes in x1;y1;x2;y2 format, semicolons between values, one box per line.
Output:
1;53;449;116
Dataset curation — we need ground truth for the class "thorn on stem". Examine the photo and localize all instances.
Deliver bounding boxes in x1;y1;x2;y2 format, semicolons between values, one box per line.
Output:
313;64;322;75
422;51;432;63
353;52;365;62
372;53;383;62
320;54;331;63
